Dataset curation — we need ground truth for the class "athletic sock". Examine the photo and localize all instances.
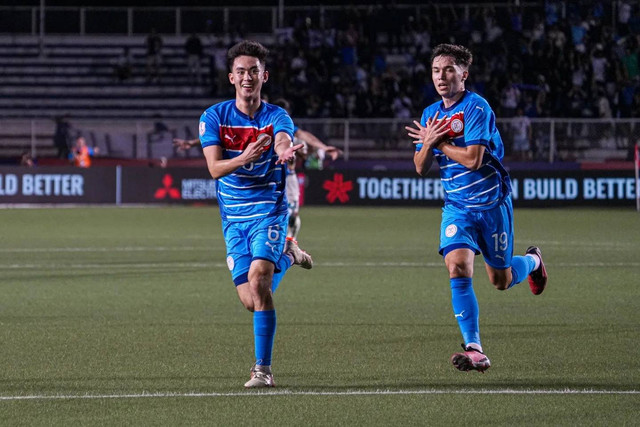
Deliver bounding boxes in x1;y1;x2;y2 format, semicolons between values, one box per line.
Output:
254;309;276;366
289;216;301;240
508;255;537;288
466;342;483;353
450;277;480;347
271;253;293;293
526;253;541;270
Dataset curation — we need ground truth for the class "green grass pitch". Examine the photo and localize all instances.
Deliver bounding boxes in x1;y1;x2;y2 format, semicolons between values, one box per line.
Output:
0;206;638;425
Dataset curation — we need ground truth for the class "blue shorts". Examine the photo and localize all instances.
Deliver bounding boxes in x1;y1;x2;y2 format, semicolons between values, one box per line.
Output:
222;214;288;286
439;196;514;269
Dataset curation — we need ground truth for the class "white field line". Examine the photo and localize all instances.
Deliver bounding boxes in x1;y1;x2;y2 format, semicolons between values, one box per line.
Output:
1;261;639;270
0;388;638;401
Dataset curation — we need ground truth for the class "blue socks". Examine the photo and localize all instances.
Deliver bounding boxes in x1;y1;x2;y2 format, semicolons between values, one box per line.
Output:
254;309;276;366
252;251;291;367
271;253;293;293
508;255;537;288
252;248;295;366
450;277;480;347
449;255;537;350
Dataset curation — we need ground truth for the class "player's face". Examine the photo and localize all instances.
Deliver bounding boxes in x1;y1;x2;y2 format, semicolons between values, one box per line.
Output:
229;55;269;101
431;55;468;100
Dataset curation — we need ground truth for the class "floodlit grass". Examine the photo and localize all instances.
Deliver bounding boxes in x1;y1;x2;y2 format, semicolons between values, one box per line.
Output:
0;206;639;425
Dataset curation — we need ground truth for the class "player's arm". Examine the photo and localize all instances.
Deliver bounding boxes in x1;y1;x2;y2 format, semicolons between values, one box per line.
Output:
173;138;200;151
439;100;492;170
274;131;303;165
406;111;450;176
435;142;485;170
294;128;342;161
202;136;272;179
413;143;435;176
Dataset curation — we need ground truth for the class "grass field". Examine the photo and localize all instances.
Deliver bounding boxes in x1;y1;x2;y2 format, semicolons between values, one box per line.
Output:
0;205;638;425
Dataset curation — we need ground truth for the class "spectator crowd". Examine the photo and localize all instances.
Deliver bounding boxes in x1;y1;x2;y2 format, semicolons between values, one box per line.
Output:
203;1;640;121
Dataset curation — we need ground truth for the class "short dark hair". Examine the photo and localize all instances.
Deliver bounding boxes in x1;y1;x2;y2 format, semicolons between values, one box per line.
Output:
227;40;269;71
430;44;473;68
271;98;291;113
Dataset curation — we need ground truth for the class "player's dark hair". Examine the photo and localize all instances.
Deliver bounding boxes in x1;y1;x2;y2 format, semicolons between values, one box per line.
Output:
430;44;473;68
227;40;269;71
272;98;291;113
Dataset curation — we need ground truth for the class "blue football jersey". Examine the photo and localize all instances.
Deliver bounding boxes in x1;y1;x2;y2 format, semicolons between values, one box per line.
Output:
415;91;511;210
199;100;294;222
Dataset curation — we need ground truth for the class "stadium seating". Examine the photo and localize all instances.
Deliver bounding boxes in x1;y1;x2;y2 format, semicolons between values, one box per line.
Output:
0;35;216;120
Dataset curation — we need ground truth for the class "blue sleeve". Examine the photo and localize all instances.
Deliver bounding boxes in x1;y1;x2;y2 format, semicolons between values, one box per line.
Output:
415;108;430;152
199;109;220;148
463;100;493;148
273;108;294;140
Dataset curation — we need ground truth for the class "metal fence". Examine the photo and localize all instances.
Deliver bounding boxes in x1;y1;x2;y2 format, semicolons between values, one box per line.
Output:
2;118;637;164
2;2;590;37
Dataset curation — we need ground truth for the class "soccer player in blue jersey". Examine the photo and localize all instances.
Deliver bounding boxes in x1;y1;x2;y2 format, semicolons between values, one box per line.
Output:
405;44;548;372
198;40;313;388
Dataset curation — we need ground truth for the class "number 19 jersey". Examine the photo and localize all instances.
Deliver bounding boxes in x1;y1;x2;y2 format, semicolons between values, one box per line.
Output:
415;91;512;211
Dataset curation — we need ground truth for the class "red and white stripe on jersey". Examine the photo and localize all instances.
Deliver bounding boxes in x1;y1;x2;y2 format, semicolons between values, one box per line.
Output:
219;124;274;151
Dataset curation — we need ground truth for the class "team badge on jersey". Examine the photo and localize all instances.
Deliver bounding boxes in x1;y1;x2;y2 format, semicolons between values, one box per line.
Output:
226;255;235;271
445;224;458;238
446;111;464;137
199;121;206;136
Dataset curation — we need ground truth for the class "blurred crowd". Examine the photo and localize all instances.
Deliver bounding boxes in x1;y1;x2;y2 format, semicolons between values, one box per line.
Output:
206;1;640;120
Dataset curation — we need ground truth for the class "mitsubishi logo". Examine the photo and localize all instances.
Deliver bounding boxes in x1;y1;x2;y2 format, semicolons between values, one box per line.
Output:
154;174;181;199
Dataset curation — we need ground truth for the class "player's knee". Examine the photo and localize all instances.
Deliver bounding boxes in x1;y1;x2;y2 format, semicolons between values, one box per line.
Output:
447;263;472;278
248;273;272;299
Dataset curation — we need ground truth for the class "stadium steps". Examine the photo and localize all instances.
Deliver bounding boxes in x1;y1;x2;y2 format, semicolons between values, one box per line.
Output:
0;35;218;120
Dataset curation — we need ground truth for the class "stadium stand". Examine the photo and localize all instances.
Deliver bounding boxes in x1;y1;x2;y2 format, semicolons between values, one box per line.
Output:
0;1;638;164
0;35;215;120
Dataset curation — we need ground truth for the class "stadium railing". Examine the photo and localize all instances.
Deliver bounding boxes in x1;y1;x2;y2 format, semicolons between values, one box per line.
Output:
1;118;636;165
1;3;557;37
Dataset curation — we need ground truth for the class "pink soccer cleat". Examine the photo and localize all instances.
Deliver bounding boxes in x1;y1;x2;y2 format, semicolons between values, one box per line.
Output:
526;246;547;295
450;345;491;373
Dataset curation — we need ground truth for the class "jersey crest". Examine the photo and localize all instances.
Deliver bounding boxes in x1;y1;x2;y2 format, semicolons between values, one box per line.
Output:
445;111;464;138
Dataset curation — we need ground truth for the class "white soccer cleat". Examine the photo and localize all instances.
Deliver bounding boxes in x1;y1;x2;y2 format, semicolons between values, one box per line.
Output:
244;365;275;388
285;237;313;269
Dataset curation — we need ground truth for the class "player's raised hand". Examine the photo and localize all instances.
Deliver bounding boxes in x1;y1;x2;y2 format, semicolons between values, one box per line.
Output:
405;111;450;148
241;134;272;163
276;143;304;164
173;138;197;151
325;146;343;161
